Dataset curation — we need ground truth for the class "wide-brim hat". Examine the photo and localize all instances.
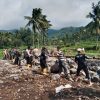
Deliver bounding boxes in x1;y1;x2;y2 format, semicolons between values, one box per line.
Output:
77;48;85;54
77;48;82;51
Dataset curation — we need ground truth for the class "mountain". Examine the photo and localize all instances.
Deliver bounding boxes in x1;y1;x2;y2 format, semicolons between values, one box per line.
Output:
0;29;18;33
47;29;58;37
0;27;83;37
47;27;83;37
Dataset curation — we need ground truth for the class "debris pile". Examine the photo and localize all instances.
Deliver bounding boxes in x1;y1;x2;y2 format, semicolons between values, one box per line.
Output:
0;59;100;100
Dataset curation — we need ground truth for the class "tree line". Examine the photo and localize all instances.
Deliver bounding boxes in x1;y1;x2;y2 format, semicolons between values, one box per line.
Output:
0;1;99;49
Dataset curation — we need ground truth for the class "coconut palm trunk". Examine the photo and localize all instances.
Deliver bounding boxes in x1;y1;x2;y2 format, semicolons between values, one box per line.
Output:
96;27;100;50
38;33;40;48
42;33;45;45
25;8;51;48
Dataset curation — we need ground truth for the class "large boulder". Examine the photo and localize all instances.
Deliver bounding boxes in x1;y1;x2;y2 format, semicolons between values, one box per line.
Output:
89;71;97;78
89;66;99;72
70;68;76;74
33;48;40;57
50;61;60;73
0;80;4;84
89;70;100;82
67;58;77;69
91;75;100;82
97;69;100;77
51;74;60;80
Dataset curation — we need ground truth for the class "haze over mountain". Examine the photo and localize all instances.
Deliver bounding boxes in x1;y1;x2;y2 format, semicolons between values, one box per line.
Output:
48;27;83;37
0;29;18;33
0;26;83;38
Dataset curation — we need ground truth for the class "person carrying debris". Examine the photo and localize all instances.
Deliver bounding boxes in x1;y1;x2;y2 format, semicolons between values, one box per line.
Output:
56;47;72;80
33;48;39;65
25;46;33;68
39;47;49;75
75;48;92;85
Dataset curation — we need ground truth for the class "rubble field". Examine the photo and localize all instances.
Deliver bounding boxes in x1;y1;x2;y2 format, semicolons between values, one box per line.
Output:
0;59;100;100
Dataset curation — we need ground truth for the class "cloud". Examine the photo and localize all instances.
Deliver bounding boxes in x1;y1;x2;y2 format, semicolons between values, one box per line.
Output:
0;0;99;29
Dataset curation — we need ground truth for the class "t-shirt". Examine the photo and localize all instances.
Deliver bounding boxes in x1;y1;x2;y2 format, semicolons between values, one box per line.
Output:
75;54;88;66
40;52;46;61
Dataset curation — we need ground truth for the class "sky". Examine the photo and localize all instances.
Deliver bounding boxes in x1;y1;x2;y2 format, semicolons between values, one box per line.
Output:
0;0;99;30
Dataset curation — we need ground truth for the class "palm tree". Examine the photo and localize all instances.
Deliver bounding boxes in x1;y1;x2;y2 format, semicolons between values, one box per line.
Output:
40;15;52;45
87;1;100;49
25;8;41;47
25;8;51;47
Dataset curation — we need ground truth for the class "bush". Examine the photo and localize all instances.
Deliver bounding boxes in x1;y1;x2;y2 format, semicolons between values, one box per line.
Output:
85;46;99;50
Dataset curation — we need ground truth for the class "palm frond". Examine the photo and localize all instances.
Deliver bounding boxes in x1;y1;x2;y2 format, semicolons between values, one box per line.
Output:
24;16;32;20
25;20;32;27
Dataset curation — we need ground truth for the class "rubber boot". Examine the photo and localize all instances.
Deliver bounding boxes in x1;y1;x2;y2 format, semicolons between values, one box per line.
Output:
27;64;31;69
43;68;48;75
40;67;43;74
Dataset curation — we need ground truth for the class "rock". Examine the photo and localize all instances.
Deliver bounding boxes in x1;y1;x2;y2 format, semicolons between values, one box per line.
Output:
69;64;77;69
51;74;60;80
89;66;99;72
91;75;100;82
21;59;26;66
18;89;21;92
13;76;19;80
82;78;90;84
97;69;100;76
10;68;21;74
67;58;77;69
5;63;10;66
89;70;100;82
50;61;60;73
70;68;76;74
89;71;97;78
9;74;19;80
78;97;82;100
0;80;4;84
91;62;98;66
48;58;57;67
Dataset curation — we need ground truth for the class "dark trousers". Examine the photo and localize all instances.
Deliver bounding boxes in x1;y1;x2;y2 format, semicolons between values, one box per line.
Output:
26;56;33;65
76;65;90;80
14;57;20;66
40;60;47;68
26;56;30;64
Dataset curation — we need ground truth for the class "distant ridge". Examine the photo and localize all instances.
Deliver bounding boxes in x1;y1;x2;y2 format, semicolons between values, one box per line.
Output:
0;29;18;33
0;26;83;37
47;26;83;37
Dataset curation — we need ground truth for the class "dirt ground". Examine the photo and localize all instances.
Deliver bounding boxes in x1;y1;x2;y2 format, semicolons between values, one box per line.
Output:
0;71;100;100
0;58;100;100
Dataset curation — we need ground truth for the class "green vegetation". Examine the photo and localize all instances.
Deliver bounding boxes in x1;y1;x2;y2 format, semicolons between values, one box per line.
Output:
0;49;3;59
0;1;100;58
25;8;51;47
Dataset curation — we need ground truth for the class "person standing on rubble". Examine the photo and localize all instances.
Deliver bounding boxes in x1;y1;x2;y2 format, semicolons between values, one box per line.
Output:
75;48;92;85
14;49;21;66
56;47;72;80
25;46;33;68
3;49;9;60
39;47;49;75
